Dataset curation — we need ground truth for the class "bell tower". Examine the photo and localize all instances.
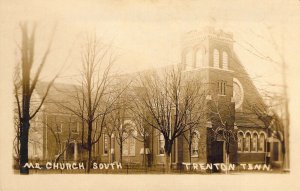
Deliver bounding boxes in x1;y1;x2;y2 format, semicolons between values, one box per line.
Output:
181;27;235;101
180;27;238;165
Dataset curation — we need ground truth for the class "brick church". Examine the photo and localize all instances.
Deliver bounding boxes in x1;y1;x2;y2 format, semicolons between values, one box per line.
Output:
22;27;283;169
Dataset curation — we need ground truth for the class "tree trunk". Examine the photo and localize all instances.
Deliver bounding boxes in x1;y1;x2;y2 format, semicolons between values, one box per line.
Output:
165;153;171;173
164;139;173;173
225;142;230;174
225;153;229;174
120;142;123;163
108;136;112;163
16;123;21;159
143;138;146;168
87;121;92;173
281;139;286;169
188;142;192;171
20;78;30;174
20;120;29;174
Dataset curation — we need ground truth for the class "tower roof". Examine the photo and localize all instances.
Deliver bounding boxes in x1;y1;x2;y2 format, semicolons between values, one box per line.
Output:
182;27;234;48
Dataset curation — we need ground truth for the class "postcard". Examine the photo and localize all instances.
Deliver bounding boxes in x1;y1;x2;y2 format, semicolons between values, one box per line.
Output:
0;0;300;190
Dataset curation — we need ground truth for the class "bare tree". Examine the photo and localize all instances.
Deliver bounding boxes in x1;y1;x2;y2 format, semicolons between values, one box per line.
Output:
182;116;206;168
103;90;133;164
129;110;151;168
133;66;206;172
102;116;116;163
263;25;289;170
46;115;75;163
209;99;237;174
13;109;20;166
236;24;290;170
246;98;285;166
14;22;58;174
113;113;130;164
59;34;122;173
99;77;132;164
110;94;132;163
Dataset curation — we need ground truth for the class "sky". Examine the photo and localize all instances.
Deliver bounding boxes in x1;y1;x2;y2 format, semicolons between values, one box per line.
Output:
1;0;299;97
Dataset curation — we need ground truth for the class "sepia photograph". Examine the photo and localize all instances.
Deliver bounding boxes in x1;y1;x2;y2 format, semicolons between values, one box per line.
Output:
0;0;300;190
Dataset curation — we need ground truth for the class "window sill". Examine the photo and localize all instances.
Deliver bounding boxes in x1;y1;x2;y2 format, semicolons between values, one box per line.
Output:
242;151;251;153
238;151;266;153
209;67;234;73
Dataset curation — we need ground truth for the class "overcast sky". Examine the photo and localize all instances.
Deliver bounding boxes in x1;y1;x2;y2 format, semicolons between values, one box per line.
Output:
1;0;300;96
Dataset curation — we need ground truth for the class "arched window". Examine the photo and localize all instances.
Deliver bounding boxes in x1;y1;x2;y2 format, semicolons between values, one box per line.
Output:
258;133;266;152
123;131;136;156
244;132;251;152
222;51;228;69
185;50;193;69
191;131;200;157
122;120;137;156
196;49;204;68
237;132;244;152
158;133;165;155
213;49;220;68
252;132;258;152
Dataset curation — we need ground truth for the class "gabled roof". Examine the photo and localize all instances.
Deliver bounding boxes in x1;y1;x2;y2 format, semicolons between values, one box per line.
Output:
235;112;265;128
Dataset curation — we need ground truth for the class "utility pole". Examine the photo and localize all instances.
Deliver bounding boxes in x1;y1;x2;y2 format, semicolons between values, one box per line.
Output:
281;52;289;172
279;24;289;172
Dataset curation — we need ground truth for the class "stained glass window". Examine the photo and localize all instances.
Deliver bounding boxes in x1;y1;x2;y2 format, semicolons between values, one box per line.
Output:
191;131;200;157
259;133;265;152
237;132;244;152
159;133;165;155
244;133;251;152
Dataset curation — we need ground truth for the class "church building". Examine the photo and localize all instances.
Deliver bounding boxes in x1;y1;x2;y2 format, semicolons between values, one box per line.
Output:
21;27;283;171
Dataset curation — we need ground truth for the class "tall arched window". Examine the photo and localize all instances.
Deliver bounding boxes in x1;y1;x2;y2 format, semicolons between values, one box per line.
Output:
222;51;228;69
185;50;193;69
244;132;251;152
252;132;258;152
258;133;266;152
158;133;165;155
121;120;137;156
123;131;136;156
213;49;220;68
195;49;203;68
191;131;200;157
237;132;244;152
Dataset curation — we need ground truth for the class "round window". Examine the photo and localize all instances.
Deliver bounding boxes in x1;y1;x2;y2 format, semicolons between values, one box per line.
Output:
232;78;244;109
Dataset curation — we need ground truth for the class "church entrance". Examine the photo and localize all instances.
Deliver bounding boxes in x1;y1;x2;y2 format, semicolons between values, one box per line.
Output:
211;141;224;172
211;141;224;163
